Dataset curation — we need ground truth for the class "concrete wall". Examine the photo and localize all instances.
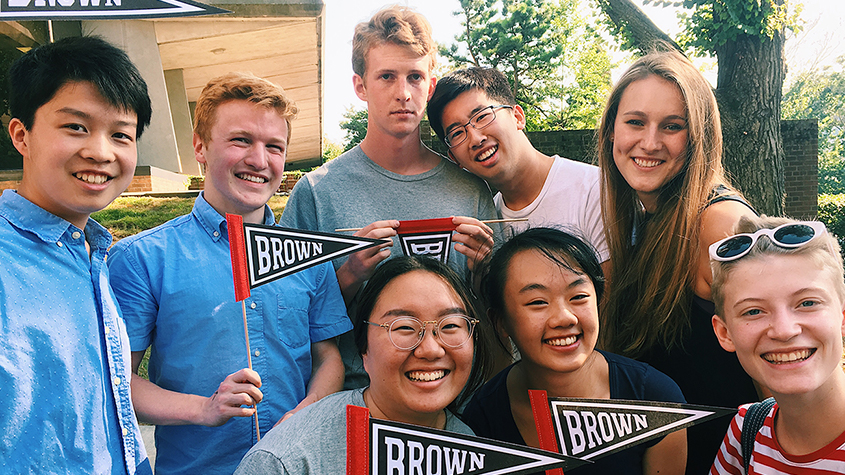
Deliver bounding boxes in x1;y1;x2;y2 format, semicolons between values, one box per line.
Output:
421;119;820;218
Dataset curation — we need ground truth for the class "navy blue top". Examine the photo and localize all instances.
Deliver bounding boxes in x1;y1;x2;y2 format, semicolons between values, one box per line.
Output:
461;350;686;475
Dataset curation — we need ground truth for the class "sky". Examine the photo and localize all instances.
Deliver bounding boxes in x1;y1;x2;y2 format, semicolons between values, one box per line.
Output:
321;0;845;142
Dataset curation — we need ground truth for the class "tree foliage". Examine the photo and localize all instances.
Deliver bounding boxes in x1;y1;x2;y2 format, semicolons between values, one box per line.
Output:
782;63;845;194
321;137;344;163
339;107;368;152
441;0;613;130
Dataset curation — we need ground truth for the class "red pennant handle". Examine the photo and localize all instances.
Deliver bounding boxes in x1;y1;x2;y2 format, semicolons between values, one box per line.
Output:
226;213;250;302
347;405;370;475
529;389;564;475
396;217;457;234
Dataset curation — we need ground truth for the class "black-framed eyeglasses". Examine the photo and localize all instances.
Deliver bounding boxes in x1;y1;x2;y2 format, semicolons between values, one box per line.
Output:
444;105;513;148
709;221;827;262
366;314;478;351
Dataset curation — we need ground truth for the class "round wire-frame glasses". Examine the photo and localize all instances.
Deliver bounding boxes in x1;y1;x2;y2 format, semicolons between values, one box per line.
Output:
366;315;478;351
444;105;513;148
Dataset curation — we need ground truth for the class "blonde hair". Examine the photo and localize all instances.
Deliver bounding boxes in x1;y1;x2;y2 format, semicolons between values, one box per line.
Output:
351;5;436;77
193;72;298;144
711;215;845;317
598;48;743;357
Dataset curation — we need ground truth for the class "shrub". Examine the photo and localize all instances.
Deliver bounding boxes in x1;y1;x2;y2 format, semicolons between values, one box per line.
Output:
818;193;845;255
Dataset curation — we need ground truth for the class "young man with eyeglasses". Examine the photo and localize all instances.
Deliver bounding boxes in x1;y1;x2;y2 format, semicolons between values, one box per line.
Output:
281;6;498;390
428;67;609;272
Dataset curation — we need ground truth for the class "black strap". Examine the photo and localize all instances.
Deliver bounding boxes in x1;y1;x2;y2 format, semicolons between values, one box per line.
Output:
741;397;776;473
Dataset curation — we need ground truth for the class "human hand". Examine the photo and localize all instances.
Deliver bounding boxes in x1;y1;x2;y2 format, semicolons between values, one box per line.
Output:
337;220;398;299
451;216;494;272
199;368;263;427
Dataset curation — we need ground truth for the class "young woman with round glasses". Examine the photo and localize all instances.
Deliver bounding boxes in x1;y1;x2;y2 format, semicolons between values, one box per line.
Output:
596;47;759;473
235;256;492;474
463;228;687;474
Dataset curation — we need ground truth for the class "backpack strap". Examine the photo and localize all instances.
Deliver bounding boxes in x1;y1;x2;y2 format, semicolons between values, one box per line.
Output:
741;397;776;474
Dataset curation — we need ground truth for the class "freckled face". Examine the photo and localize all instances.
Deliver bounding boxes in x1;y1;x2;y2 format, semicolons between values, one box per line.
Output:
353;43;436;139
11;81;138;229
194;100;287;224
362;270;474;427
500;250;599;375
713;254;845;397
612;75;689;212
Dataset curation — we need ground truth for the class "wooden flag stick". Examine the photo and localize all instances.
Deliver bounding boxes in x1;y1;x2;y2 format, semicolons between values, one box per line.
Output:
242;300;260;441
334;217;528;232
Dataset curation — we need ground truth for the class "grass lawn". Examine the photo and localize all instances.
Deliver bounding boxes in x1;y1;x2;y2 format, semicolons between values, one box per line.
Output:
94;194;288;379
92;195;288;242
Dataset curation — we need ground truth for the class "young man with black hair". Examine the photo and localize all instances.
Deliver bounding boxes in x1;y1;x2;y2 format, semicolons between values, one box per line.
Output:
0;36;153;473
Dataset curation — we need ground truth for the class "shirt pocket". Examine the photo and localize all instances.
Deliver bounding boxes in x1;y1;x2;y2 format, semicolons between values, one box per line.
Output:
277;293;310;348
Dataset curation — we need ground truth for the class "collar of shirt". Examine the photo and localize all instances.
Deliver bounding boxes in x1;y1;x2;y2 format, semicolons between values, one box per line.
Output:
0;189;112;250
192;191;277;242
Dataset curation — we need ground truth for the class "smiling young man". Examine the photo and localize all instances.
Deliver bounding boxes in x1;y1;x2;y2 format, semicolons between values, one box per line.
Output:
107;73;351;474
0;36;152;473
281;6;498;389
427;67;609;270
709;216;845;473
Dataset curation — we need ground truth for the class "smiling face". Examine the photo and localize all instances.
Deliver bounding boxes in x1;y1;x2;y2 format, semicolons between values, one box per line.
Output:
362;270;474;427
712;254;845;398
353;43;436;140
500;249;599;375
194;100;287;224
612;75;689;212
439;89;526;187
10;81;138;230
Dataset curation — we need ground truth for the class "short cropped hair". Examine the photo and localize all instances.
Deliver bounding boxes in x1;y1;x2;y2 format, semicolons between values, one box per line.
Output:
480;227;605;351
427;67;517;145
193;72;298;144
711;215;845;317
353;256;492;408
351;5;436;77
9;36;152;138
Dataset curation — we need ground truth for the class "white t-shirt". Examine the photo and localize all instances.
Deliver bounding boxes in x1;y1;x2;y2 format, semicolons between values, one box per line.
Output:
494;155;609;262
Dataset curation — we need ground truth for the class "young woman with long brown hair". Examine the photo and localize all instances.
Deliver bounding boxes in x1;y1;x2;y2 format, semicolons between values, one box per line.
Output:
597;48;759;473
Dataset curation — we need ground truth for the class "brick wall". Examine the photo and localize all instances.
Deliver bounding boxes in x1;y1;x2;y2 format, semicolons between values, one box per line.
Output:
421;119;819;217
782;119;819;219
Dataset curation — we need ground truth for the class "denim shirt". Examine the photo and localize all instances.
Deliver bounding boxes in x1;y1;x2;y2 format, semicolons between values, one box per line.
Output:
0;190;150;474
108;193;351;474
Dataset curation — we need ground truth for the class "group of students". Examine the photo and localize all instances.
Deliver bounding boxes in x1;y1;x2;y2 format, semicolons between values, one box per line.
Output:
1;4;843;475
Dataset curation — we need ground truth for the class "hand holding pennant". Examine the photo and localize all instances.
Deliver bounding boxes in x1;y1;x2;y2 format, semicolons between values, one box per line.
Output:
226;214;386;441
528;390;736;463
336;217;524;264
346;405;589;475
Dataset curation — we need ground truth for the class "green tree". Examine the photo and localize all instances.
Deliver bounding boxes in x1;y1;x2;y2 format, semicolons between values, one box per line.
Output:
441;0;613;130
782;64;845;194
321;136;344;163
596;0;802;215
339;107;368;152
782;65;845;195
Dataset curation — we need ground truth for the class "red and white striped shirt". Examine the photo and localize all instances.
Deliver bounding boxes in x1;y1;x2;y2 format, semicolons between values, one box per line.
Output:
710;402;845;475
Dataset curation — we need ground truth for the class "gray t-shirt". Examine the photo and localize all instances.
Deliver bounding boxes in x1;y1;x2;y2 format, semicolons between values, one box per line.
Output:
281;145;497;388
234;389;474;475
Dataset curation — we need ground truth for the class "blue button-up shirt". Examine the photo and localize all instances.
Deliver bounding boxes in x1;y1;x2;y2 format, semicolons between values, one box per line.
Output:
0;190;150;474
108;193;351;475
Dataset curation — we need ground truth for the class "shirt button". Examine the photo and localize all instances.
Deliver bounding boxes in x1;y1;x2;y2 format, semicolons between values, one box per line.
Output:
213;231;220;237
113;377;121;386
250;302;256;309
104;326;110;335
57;242;63;247
71;231;81;239
254;350;260;357
122;427;128;436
